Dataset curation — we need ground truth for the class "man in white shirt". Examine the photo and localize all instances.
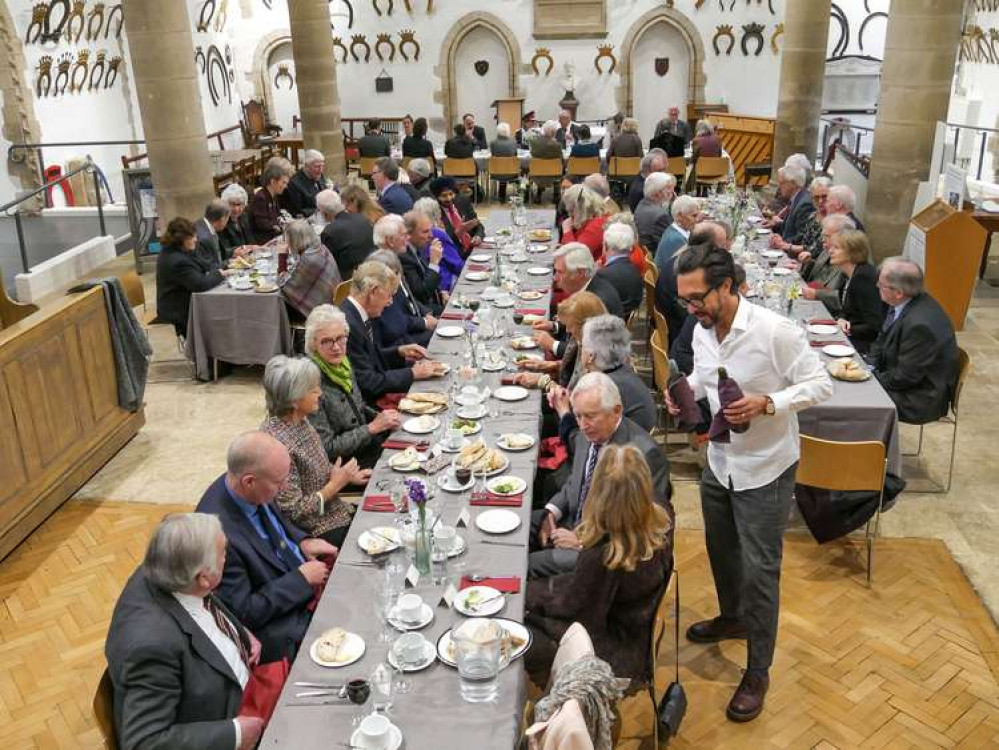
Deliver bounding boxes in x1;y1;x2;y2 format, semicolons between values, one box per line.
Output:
672;244;832;722
105;513;264;750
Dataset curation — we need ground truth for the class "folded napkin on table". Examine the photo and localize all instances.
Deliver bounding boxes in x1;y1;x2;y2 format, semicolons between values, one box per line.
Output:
468;263;491;272
440;311;472;321
809;340;843;347
381;439;430;450
459;575;522;593
809;318;837;325
470;493;524;507
516;308;546;315
362;494;407;512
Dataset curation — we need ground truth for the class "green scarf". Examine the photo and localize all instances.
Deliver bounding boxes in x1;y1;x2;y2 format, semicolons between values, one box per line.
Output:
312;353;354;394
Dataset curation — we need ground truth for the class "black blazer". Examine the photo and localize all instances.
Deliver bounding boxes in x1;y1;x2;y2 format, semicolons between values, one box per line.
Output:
340;298;414;400
439;196;484;253
249;188;281;245
105;569;247;750
400;246;442;311
219;213;251;259
585;273;625;319
195;476;314;663
357;133;390;158
839;262;885;354
444;136;475;159
280;169;328;218
155;244;223;336
781;189;816;246
194;218;223;271
869;293;959;424
402;135;435;160
375;285;431;349
595;258;642;317
321;211;375;279
468;125;487;150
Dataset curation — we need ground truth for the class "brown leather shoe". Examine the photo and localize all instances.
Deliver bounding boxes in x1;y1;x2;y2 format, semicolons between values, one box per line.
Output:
685;617;747;643
726;671;769;722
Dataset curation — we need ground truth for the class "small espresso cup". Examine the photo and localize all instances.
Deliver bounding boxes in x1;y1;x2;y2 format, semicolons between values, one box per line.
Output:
395;632;427;664
396;593;424;623
357;713;392;750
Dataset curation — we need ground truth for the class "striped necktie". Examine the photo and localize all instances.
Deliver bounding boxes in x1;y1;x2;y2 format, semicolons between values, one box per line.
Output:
574;443;602;526
204;596;250;668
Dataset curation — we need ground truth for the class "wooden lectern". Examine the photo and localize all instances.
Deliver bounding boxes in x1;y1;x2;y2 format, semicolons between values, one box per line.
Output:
904;198;987;331
491;98;525;128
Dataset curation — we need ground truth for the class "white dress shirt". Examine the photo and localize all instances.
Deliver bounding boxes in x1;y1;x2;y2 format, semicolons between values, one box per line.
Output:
173;592;250;750
687;297;833;491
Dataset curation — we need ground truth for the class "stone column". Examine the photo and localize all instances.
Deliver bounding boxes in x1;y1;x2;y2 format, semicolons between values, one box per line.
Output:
287;0;345;178
865;2;964;261
123;0;214;223
772;0;832;171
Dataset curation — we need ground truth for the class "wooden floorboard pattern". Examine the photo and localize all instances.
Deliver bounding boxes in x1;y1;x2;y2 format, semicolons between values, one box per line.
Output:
2;501;999;749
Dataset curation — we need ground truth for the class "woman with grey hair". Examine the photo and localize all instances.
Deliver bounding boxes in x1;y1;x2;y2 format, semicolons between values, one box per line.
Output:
561;185;609;261
412;197;464;291
305;305;401;468
279;218;342;318
261;354;369;546
219;183;256;258
250;158;294;244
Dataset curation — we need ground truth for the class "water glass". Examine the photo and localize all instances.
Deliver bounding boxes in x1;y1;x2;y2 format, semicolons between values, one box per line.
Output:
454;619;502;703
430;538;449;586
370;662;394;713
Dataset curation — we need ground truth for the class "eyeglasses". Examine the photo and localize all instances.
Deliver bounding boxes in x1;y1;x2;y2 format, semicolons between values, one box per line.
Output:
677;283;721;310
319;335;348;348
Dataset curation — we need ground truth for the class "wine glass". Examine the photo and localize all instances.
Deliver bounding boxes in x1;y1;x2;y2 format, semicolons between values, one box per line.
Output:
468;298;481;314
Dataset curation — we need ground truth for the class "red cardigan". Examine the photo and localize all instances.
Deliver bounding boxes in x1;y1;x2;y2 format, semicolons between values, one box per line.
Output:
562;215;608;263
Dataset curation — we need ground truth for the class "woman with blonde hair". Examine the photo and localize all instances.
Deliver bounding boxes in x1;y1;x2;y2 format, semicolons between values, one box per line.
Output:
525;444;673;687
517;291;607;391
560;184;610;263
831;229;884;354
340;183;385;225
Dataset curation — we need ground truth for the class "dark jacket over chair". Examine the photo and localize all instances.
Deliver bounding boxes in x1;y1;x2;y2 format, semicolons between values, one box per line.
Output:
321;211;375;279
341;298;414;400
444;136;475;159
156;244;223;336
358;133;390;158
308;364;384;469
839;262;885;355
569;142;601;158
402;136;434;160
249;189;282;245
780;189;816;246
489;136;518;156
400;246;442;311
280;169;328;218
634;198;673;251
219;213;252;259
869;292;959;424
379;183;414;216
595;257;642;317
196;476;314;663
626;175;646;213
105;569;247;750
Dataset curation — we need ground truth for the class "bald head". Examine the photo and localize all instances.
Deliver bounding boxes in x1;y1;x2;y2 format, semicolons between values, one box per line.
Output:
225;431;291;505
692;220;731;250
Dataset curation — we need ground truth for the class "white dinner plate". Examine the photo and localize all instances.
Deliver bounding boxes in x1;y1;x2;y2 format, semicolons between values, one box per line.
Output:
518;290;544;301
808;324;839;336
509;337;538;350
449;418;482;436
436;618;532;668
493;385;530;402
388;451;425;472
755;228;772;235
455;392;485;407
437;325;465;338
486;475;527;496
475;508;521;534
527;266;551;276
357;527;401;555
403;416;440;434
492;295;515;308
469;253;491;263
761;250;784;259
454;586;504;617
508;253;529;263
772;267;794;276
388;602;435;631
497;433;536;452
309;631;366;668
821;344;856;358
466;271;490;282
388;639;437;672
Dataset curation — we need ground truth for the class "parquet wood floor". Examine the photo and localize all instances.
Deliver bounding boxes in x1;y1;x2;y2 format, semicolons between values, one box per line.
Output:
2;501;998;749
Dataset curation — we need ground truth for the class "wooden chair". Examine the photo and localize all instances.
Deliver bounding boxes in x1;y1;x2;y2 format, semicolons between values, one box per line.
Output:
333;280;352;305
798;436;887;584
487;156;521;202
607;156;641;184
0;272;39;328
240;99;281;147
642;267;658;364
650;328;672;437
693;156;731;194
442;157;478;201
118;271;146;311
358;157;379;182
93;669;118;750
566;156;600;179
234;157;258;192
528;157;563;204
904;346;970;494
666;156;687;184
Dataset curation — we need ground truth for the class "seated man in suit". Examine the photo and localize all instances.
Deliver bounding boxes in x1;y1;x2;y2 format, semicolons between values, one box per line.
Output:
373;157;414;217
529;372;672;578
634;172;675;251
106;512;263;750
654;106;693;145
317;189;375;280
402;158;435;203
827;184;865;233
530;120;564;161
555;242;624;318
432;176;484;256
341;260;443;401
655;194;700;275
401;210;445;313
766;164;814;246
627;149;668;213
368;249;435;348
868;257;959;424
461;112;488;150
357;119;391;158
555;109;580;149
280;149;331;219
196;432;336;664
595;222;642;317
195;199;231;271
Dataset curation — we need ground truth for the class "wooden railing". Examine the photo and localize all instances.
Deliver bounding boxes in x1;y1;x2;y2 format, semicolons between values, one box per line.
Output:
120;124;244;169
708;113;775;187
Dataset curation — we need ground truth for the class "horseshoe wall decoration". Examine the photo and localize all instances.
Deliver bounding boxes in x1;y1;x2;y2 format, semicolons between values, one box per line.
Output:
531;47;554;77
64;0;85;43
194;46;207;73
350;34;371;63
70;49;90;92
197;0;216;32
274;63;294;89
375;33;396;62
104;55;121;89
86;3;106;43
43;0;70;44
104;3;123;38
333;37;349;63
713;25;735;56
770;23;784;55
26;4;47;44
398;30;420;61
741;23;765;56
829;3;850;59
768;0;775;14
594;44;616;74
36;55;53;98
54;53;73;96
205;45;231;106
88;50;107;90
858;12;887;54
372;0;393;16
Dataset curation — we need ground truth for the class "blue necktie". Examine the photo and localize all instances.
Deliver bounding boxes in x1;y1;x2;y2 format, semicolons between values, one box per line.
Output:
882;307;897;332
574;444;602;526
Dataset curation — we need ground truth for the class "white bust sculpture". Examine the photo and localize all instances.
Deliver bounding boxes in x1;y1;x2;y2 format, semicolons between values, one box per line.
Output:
560;62;576;95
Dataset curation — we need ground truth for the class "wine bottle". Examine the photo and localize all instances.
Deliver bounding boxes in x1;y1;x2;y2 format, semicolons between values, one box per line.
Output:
718;366;749;434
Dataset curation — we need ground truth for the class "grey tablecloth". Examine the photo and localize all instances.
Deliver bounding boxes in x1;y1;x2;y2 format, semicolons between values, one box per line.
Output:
260;211;556;750
184;285;293;381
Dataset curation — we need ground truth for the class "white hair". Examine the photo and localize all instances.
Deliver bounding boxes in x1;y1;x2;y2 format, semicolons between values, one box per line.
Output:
582;315;632;371
221;182;248;206
407;158;433;178
316;189;343;218
810;176;832;194
496;122;511;138
782;163;807;188
304;304;348;356
351;259;399;296
672;194;699;218
368;248;402;274
644;172;675;199
602;222;634;256
822;213;856;234
302;149;325;166
583;173;610;199
373;213;406;249
263;355;320;417
554;242;596;275
144;513;223;593
413;196;442;223
542;120;558;137
828;184;856;212
571;371;622;411
785;153;812;174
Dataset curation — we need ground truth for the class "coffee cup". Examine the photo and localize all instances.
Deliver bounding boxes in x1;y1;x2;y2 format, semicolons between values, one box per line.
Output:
433;525;457;553
395;632;427;664
357;713;392;750
447;428;464;449
396;593;424;623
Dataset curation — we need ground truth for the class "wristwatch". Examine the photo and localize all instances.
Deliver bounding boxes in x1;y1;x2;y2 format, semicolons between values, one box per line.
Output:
764;396;776;416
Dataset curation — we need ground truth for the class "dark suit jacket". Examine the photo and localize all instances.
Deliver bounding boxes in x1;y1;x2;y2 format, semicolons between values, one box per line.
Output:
444;136;475;159
780;189;815;246
402;178;433;203
634;198;673;250
654;256;687;349
439;196;485;253
595;257;642;317
569;142;601;158
839;263;885;354
358;133;390;158
156;244;223;336
280;169;328;218
194;218;223;271
467;125;487;150
626;175;645;213
402;136;435;160
549;418;672;526
555;124;581;148
869;293;958;424
341;298;414;399
558;364;657;448
321;211;375;279
584;274;625;319
379;183;414;216
218;213;251;259
196;476;314;663
530;135;563;161
375;285;431;349
400;246;441;311
249;188;281;245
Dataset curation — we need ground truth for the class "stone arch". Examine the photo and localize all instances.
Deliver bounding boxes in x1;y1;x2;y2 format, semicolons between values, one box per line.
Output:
616;6;706;118
435;13;524;131
250;29;293;113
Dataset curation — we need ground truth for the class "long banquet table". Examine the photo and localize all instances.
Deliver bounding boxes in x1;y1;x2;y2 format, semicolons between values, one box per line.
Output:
259;210;557;749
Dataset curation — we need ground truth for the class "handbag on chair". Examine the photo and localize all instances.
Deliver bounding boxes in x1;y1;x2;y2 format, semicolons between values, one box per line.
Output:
656;572;686;742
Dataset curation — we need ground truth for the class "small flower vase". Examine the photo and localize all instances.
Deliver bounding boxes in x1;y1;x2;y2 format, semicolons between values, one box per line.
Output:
414;504;431;575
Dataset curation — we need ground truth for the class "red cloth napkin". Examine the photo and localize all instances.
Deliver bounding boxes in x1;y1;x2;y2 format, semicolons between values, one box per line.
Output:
363;494;407;512
516;308;546;315
810;340;843;347
468;263;491;271
377;392;406;410
537;436;568;470
440;312;471;320
500;375;517;386
381;439;430;450
809;318;837;325
306;556;335;612
459;576;521;593
807;281;824;289
238;658;290;723
470;493;524;507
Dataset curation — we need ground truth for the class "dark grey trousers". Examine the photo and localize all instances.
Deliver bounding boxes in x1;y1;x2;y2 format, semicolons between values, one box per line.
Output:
700;461;797;671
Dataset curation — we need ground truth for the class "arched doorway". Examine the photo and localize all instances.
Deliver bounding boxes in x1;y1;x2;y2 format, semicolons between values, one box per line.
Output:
265;41;298;132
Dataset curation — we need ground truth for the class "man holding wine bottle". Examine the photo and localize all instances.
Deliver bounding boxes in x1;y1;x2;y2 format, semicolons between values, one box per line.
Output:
671;244;832;723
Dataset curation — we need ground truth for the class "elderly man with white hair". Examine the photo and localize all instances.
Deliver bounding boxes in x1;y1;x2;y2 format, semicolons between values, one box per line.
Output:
655;194;700;274
594;221;643;316
553;242;624;317
530;119;564;161
402;158;435;202
105;512;265;750
627;147;669;212
634;172;676;250
767;164;814;245
555;109;580;148
528;371;672;578
280;149;330;218
826;183;864;231
317;188;375;280
219;183;257;259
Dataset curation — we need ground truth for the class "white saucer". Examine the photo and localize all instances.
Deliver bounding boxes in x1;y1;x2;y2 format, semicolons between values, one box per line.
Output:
469;253;491;263
456;404;489;419
493;385;529;402
466;271;490;282
527;266;551;276
388;639;437;672
350;722;403;750
387;602;434;631
437;472;475;493
808;324;838;336
454;585;504;617
475;509;521;534
821;343;856;358
438;437;471;454
437;325;465;338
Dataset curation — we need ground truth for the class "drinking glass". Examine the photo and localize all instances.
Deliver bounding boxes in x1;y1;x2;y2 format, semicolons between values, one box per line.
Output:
454;620;502;703
370;661;394;713
430;537;449;586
